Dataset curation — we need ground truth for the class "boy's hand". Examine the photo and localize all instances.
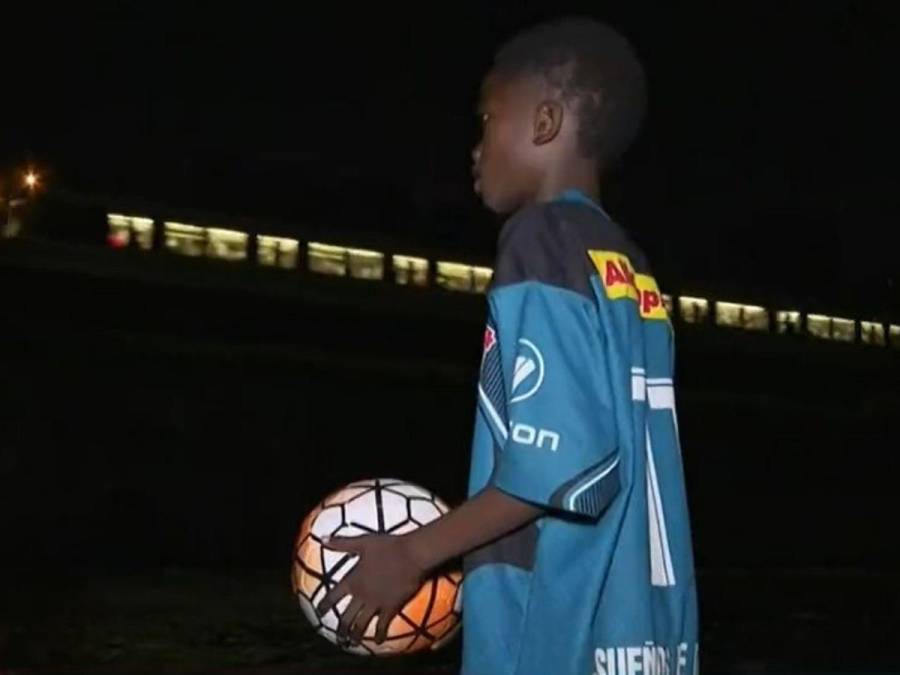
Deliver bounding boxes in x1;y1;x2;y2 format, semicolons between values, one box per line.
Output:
315;534;426;645
314;488;541;646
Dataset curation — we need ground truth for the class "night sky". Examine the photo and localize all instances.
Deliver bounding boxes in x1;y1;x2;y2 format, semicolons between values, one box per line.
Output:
4;2;898;310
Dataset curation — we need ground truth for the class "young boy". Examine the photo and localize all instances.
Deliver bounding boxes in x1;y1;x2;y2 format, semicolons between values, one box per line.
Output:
318;17;699;675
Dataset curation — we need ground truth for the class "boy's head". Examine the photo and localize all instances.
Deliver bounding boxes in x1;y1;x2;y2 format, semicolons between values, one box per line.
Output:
472;17;647;215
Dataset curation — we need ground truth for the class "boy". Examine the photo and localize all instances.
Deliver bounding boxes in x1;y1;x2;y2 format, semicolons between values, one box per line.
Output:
318;17;699;675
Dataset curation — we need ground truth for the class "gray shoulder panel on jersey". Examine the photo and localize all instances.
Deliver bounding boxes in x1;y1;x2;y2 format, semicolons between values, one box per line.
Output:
491;201;652;297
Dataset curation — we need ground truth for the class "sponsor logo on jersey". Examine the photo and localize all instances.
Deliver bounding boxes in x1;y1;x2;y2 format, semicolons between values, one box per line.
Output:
590;250;639;301
508;420;560;451
635;273;667;320
510;338;544;403
593;641;698;675
588;249;668;321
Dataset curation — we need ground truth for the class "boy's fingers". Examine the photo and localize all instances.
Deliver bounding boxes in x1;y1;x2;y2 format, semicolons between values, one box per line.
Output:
349;604;378;644
322;535;365;554
374;604;400;644
316;579;350;617
337;595;364;641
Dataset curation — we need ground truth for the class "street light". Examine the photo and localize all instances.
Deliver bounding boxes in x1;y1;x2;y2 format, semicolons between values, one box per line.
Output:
2;168;42;238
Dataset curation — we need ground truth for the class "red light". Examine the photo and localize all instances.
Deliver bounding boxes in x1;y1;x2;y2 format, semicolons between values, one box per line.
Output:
107;232;128;249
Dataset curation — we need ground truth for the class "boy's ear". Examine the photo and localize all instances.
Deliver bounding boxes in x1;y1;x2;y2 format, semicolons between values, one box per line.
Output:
533;100;564;145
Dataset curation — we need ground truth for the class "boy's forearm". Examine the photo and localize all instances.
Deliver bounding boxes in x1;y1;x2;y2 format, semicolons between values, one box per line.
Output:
403;486;543;572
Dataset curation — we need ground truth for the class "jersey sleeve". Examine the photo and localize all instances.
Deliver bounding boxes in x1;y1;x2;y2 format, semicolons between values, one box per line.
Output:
486;206;621;519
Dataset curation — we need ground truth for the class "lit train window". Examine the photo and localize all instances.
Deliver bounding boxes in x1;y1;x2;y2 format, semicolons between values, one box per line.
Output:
132;218;154;250
307;243;383;279
308;242;347;276
889;325;900;349
435;262;484;292
392;255;429;287
107;213;154;250
206;228;248;262
807;314;856;342
107;214;131;247
860;321;886;347
434;263;493;294
436;262;472;292
257;235;299;269
678;296;709;324
347;248;384;280
831;317;856;342
776;310;802;334
661;294;674;315
164;222;205;257
715;301;769;331
472;266;494;293
806;315;830;339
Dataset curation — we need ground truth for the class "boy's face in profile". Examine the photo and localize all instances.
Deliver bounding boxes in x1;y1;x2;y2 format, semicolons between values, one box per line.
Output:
472;71;544;215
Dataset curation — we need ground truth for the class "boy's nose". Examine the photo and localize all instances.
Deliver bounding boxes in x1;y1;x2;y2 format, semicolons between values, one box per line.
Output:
471;145;482;166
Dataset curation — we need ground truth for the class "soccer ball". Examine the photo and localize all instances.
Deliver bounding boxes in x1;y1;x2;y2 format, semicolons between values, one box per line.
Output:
292;478;463;656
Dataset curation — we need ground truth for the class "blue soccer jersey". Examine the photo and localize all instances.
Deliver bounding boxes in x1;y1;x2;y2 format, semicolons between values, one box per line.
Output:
462;190;699;675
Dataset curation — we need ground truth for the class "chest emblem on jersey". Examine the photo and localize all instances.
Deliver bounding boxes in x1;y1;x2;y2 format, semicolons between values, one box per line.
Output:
510;338;545;403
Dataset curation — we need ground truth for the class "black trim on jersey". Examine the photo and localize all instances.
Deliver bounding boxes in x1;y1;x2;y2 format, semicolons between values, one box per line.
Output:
479;320;507;433
490;201;653;298
549;457;621;519
463;520;539;575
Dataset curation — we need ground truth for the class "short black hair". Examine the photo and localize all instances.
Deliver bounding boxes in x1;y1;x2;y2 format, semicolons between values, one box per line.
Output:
493;17;647;168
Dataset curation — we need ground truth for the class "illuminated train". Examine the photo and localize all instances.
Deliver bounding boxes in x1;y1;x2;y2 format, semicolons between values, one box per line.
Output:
105;212;900;351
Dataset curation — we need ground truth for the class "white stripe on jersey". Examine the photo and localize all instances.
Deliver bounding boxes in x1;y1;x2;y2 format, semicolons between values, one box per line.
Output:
478;384;508;440
646;428;676;587
647;383;675;410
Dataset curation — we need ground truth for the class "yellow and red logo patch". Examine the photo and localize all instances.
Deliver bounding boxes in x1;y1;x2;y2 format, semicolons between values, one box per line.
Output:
588;250;667;320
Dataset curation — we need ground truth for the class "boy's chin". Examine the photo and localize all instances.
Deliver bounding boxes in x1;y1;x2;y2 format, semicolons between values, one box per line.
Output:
478;188;521;216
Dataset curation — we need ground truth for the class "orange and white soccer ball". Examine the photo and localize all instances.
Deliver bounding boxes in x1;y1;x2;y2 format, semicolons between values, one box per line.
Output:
292;478;463;656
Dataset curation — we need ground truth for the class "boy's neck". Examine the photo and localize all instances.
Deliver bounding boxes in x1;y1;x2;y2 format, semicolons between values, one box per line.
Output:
534;162;601;205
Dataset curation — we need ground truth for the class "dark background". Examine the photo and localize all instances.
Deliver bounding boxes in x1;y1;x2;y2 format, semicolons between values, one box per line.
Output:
4;2;899;303
1;2;899;673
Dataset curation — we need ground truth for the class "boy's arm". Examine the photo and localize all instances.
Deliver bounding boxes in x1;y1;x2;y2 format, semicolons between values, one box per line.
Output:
316;487;542;644
408;485;543;570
